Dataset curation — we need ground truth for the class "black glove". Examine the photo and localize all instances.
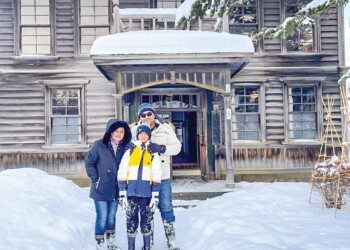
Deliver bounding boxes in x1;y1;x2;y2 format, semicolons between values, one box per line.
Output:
125;142;135;151
148;142;166;155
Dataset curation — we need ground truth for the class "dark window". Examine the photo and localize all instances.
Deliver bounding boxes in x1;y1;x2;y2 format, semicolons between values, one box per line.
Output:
228;0;258;50
285;0;314;52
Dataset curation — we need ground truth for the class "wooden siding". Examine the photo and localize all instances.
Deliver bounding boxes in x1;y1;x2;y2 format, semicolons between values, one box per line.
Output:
320;8;339;57
262;0;281;54
265;79;284;143
0;81;45;150
0;0;14;57
86;81;116;144
55;0;75;57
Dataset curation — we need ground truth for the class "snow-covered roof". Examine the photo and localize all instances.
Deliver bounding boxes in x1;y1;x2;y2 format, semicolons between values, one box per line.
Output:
90;30;255;55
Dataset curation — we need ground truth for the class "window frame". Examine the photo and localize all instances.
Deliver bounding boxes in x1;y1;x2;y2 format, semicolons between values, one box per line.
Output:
282;78;324;144
281;0;319;54
17;0;55;56
42;80;89;148
77;0;112;55
228;0;261;53
231;82;266;145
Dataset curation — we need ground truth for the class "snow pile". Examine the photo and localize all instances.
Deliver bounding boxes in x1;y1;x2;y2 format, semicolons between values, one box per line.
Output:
90;30;254;55
176;182;350;250
1;169;350;249
0;168;95;250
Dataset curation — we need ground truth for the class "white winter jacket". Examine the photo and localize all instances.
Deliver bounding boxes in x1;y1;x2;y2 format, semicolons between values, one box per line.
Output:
131;120;182;180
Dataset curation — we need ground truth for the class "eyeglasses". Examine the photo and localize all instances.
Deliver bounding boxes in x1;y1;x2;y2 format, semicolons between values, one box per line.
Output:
140;111;153;118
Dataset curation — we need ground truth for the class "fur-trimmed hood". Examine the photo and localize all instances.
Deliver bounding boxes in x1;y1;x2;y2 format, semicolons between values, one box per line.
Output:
102;119;131;146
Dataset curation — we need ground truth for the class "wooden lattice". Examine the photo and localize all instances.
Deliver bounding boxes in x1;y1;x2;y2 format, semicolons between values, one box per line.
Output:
309;92;350;216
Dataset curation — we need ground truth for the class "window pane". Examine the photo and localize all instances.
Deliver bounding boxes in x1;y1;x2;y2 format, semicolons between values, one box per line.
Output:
52;117;66;126
246;132;259;140
52;135;66;143
52;125;67;134
288;86;317;140
67;117;81;125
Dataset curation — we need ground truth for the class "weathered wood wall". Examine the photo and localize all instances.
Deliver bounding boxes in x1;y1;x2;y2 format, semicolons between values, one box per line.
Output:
0;0;344;173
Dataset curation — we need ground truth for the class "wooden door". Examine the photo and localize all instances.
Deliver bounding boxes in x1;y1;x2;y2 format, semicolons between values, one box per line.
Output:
198;108;208;181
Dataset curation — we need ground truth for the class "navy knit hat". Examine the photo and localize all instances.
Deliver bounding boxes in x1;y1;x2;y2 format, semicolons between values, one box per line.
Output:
138;103;155;118
136;124;152;140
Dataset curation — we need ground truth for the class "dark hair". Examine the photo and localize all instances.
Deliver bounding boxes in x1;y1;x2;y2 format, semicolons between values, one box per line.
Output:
102;120;131;146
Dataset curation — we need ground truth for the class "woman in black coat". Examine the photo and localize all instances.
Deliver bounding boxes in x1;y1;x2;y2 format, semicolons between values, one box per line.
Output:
85;119;131;250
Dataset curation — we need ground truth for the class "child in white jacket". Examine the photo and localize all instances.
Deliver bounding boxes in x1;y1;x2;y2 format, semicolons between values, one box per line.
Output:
118;124;161;250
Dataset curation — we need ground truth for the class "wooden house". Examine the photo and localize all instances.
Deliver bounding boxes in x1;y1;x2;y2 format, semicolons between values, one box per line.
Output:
0;0;346;184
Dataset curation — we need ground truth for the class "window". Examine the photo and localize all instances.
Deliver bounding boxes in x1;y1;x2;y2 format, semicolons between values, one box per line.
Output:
285;0;314;52
50;89;82;144
79;0;110;54
232;86;260;141
228;0;258;50
20;0;51;55
156;0;182;8
141;94;200;108
287;86;317;139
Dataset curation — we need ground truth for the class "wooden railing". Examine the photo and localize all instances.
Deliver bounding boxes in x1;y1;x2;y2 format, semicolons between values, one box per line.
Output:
113;7;221;32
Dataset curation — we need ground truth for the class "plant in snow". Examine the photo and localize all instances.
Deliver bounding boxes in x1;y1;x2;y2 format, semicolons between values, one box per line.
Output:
338;69;350;85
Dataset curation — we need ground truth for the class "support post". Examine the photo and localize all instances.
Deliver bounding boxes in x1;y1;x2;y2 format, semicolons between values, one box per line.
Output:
224;81;235;188
112;0;120;33
113;71;123;119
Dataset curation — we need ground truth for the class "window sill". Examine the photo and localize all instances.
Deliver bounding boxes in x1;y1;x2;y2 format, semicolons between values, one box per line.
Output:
277;52;324;57
232;141;266;147
282;140;322;146
42;144;90;152
12;55;59;61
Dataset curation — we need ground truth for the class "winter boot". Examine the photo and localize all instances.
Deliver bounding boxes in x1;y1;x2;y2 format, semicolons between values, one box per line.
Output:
163;221;180;250
127;235;136;250
106;230;121;250
142;233;151;250
95;235;105;250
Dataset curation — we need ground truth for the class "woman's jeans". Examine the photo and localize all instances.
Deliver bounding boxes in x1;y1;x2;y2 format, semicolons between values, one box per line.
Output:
94;200;118;236
158;179;175;223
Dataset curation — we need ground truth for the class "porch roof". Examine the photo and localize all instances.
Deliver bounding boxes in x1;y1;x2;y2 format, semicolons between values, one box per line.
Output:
90;30;254;56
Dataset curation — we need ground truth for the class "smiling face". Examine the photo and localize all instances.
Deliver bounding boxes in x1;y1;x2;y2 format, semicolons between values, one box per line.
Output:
140;111;155;128
112;127;125;142
137;132;149;143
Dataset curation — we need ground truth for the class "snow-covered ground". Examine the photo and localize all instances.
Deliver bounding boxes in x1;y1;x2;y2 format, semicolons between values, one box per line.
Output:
1;168;350;250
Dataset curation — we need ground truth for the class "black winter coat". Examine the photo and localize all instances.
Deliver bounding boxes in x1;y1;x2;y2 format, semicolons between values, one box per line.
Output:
85;119;131;201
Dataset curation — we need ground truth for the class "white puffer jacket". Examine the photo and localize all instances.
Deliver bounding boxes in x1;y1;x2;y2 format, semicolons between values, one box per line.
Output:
131;120;182;180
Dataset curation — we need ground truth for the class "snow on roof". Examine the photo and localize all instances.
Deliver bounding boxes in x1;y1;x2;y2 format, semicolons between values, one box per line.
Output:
119;8;177;16
90;30;255;55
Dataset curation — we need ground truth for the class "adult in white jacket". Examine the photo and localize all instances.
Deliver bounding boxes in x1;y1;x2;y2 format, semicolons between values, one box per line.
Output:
131;103;181;250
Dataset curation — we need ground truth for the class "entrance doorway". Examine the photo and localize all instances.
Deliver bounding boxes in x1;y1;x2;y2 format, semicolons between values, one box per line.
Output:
158;111;198;170
137;87;205;176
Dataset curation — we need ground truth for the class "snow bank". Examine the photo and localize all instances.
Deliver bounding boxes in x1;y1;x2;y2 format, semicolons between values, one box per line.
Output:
175;182;350;250
90;30;254;55
1;169;350;250
0;168;95;250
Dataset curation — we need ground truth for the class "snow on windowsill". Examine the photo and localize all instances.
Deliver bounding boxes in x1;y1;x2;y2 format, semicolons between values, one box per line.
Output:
118;8;178;16
282;140;322;146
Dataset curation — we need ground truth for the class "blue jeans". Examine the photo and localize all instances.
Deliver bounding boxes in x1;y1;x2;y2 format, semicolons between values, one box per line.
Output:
94;200;118;236
158;179;175;223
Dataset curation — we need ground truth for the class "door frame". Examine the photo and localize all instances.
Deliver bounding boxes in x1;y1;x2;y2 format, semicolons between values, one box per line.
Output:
136;87;209;179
